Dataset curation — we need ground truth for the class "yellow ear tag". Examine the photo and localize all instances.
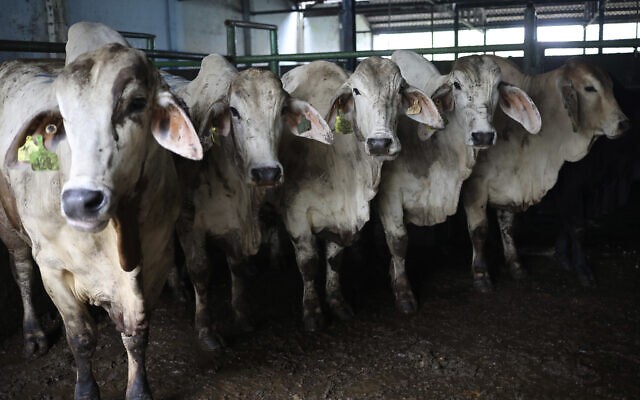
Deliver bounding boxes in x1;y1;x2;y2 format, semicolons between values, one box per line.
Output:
29;134;59;171
17;136;39;162
210;126;220;146
335;109;352;134
407;98;421;115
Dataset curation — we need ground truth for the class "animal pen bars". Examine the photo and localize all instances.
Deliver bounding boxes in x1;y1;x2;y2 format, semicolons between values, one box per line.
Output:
1;4;640;76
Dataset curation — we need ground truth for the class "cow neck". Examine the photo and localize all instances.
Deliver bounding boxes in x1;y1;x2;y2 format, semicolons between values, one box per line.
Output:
337;128;384;197
520;67;596;167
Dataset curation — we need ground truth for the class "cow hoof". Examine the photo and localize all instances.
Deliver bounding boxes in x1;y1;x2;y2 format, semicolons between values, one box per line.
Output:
396;298;418;315
197;328;225;352
510;265;528;280
24;331;49;358
330;303;354;321
303;312;325;332
473;277;494;293
75;379;100;400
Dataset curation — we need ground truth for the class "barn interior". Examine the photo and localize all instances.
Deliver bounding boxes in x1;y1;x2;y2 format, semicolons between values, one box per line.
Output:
0;0;639;398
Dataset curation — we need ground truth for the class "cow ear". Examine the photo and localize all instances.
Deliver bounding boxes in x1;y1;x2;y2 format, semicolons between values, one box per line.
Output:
556;76;579;132
327;83;355;129
283;98;333;145
6;109;65;168
498;82;541;134
402;86;444;130
151;91;203;160
200;100;231;151
432;83;454;113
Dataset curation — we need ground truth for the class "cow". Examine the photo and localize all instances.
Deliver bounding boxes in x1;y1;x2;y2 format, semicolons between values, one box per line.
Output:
0;22;202;400
0;21;131;361
171;54;332;350
375;50;541;313
462;56;630;292
271;59;444;330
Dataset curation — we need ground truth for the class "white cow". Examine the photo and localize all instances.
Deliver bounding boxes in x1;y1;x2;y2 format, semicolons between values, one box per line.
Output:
0;22;202;400
462;56;630;292
273;59;444;330
172;54;332;350
376;51;541;312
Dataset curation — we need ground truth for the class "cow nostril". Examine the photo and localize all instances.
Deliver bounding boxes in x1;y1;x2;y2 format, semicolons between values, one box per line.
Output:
471;131;496;146
62;189;107;219
366;138;393;154
618;119;631;133
250;167;282;185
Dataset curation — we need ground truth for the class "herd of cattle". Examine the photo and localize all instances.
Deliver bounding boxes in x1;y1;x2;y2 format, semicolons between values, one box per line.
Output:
0;22;631;399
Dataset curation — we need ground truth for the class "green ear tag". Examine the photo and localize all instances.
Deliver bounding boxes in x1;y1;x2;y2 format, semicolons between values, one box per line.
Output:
210;126;220;146
297;114;311;133
17;136;39;162
29;134;59;171
335;109;352;134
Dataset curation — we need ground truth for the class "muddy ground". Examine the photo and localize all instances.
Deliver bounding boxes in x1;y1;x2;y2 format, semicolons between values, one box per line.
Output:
0;207;639;400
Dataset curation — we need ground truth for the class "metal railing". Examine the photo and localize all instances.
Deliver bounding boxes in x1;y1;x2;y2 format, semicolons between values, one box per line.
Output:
225;20;279;74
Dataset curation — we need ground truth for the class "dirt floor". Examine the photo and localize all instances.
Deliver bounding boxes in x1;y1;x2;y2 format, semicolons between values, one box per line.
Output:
0;209;639;400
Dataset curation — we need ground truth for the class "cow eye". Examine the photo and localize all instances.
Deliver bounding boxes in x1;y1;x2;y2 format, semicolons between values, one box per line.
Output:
585;86;597;93
353;88;360;96
128;97;147;113
230;107;240;118
453;81;461;90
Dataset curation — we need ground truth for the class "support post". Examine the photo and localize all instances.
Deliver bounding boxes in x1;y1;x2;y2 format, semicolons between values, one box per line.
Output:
227;24;237;61
454;6;459;59
523;3;538;74
242;0;252;66
598;0;605;54
341;0;356;71
269;30;279;76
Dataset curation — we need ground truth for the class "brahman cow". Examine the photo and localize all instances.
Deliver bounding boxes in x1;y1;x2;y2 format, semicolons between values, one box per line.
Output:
0;22;202;400
462;56;630;292
376;50;541;313
272;59;444;330
171;54;332;350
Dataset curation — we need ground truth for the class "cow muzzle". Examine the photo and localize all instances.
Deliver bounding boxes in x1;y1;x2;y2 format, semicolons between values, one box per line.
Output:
61;186;112;232
250;164;283;187
470;131;497;148
366;138;395;156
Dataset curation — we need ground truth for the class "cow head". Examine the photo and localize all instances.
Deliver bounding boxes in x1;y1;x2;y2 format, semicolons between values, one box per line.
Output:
432;56;541;149
55;44;202;232
200;68;331;187
556;58;629;139
327;57;443;160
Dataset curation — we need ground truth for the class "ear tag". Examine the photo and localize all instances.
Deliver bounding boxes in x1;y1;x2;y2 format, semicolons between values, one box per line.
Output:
29;134;59;171
17;136;39;162
335;109;352;134
210;126;221;146
45;124;57;135
407;98;421;115
297;114;311;133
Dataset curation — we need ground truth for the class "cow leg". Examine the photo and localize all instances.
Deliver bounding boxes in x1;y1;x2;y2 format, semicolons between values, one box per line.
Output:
496;209;527;280
379;206;416;314
176;224;224;351
292;235;324;331
568;216;595;286
325;242;353;321
555;217;572;271
462;184;494;293
9;246;48;357
228;257;254;333
40;269;99;400
122;328;152;400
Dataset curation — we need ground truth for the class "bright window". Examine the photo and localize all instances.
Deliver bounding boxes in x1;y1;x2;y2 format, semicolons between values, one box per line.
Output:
459;29;484;46
433;31;455;48
494;50;524;57
486;27;524;45
603;23;639;40
433;53;455;61
373;32;432;50
538;25;584;42
545;48;584;56
586;25;599;41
